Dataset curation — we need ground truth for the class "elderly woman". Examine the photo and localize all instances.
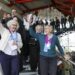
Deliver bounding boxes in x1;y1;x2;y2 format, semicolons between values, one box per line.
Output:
0;20;23;75
29;24;64;75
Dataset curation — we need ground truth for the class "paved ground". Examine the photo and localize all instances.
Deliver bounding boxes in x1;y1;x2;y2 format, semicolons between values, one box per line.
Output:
20;71;38;75
19;65;38;75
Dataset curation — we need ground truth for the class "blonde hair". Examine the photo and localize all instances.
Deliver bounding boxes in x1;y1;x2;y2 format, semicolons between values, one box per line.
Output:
7;20;19;30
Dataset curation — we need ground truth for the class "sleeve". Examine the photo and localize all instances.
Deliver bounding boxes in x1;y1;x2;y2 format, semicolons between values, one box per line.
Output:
17;33;23;49
29;26;39;40
0;29;10;51
56;36;64;56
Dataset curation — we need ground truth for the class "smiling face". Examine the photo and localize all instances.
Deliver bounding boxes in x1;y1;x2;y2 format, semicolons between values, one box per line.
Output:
44;25;53;35
7;20;19;32
9;24;17;32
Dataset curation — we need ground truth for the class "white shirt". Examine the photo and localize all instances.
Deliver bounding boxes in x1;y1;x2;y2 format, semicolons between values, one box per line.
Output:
23;14;32;30
23;18;30;30
32;15;37;24
23;14;37;30
4;32;23;56
0;28;10;51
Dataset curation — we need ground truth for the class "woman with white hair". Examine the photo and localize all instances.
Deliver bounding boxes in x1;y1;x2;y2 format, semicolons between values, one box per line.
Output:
0;20;23;75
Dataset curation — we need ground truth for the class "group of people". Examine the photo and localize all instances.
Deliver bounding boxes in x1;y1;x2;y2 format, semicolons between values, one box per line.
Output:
0;8;70;75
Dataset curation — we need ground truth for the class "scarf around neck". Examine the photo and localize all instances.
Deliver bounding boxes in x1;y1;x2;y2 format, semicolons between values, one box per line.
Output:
45;34;53;44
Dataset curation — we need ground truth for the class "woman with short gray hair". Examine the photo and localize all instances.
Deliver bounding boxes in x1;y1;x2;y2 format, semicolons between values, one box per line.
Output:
0;20;23;75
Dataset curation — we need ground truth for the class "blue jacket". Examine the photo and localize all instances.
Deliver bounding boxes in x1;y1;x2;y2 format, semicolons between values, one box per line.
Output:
29;26;64;57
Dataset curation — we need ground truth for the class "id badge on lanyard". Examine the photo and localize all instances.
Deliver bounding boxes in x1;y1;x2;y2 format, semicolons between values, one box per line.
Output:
44;42;51;52
46;42;51;49
10;32;18;50
11;33;17;42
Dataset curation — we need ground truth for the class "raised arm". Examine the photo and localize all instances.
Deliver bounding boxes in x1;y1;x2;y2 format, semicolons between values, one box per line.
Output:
29;26;39;40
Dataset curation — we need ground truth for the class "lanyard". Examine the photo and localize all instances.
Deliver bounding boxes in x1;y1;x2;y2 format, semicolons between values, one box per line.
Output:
10;32;18;43
45;35;53;44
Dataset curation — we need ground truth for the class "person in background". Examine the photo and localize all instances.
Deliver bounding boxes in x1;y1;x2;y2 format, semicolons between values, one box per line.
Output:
35;25;43;74
29;24;64;75
29;25;43;72
0;20;23;75
11;9;18;18
35;25;43;33
55;17;60;32
23;13;34;63
33;11;39;25
23;13;30;30
50;19;55;29
6;13;12;21
1;13;12;29
1;12;8;28
11;9;26;71
60;16;67;30
68;15;74;29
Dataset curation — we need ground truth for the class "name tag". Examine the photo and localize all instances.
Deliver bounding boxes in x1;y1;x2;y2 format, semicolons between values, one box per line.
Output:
44;42;51;52
9;40;18;51
46;42;51;49
44;48;48;52
10;45;18;51
46;42;50;48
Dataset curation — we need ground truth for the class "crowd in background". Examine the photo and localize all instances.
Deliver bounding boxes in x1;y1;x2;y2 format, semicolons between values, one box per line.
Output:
1;9;75;33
